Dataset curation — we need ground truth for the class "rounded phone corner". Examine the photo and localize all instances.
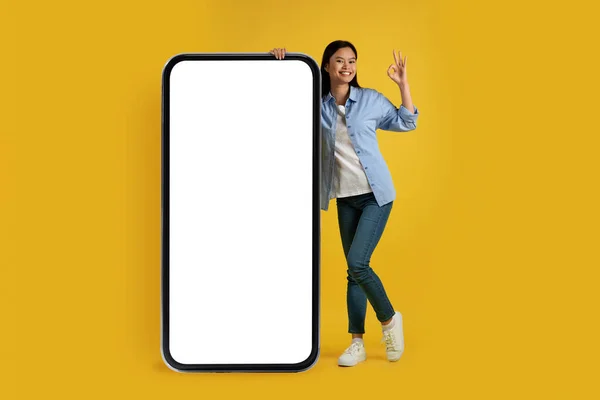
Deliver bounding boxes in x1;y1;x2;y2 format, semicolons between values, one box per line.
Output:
291;345;321;373
287;52;321;80
160;343;188;373
161;53;189;82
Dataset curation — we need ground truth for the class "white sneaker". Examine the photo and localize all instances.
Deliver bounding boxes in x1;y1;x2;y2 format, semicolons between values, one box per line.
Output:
382;311;404;362
338;341;367;367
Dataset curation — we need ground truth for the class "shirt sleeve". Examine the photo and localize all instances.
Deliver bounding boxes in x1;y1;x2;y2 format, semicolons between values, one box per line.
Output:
376;91;419;132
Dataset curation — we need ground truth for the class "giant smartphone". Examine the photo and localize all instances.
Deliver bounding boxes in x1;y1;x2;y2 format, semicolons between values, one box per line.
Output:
161;53;320;372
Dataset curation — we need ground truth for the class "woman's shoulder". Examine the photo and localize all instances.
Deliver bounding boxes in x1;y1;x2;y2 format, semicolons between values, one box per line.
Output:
356;87;382;99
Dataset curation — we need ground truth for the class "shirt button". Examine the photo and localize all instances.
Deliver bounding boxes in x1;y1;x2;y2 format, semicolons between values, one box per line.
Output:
348;125;352;128
365;166;368;170
357;150;360;154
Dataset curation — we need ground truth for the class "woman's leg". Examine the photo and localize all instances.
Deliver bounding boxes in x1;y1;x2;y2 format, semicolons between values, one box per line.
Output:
336;198;368;335
344;193;395;324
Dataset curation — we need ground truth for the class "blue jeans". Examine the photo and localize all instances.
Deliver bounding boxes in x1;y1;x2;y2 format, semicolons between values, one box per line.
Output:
336;191;395;334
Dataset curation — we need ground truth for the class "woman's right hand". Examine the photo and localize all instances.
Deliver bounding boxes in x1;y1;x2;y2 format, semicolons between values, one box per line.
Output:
269;48;287;59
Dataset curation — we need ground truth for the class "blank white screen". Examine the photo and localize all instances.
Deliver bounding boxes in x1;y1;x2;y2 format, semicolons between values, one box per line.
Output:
168;59;314;365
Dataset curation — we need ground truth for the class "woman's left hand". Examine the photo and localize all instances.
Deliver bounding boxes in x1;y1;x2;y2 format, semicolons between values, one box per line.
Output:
387;50;408;86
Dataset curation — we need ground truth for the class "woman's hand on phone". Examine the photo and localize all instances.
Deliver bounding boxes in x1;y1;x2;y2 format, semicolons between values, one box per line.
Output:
269;48;286;59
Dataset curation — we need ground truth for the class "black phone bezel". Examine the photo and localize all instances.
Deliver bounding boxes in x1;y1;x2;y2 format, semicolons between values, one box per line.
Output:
160;53;321;373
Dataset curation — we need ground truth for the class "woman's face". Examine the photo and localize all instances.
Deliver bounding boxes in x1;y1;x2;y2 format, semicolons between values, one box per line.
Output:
325;47;357;85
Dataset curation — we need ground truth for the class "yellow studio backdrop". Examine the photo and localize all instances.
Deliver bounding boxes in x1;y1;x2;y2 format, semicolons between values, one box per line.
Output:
3;0;600;398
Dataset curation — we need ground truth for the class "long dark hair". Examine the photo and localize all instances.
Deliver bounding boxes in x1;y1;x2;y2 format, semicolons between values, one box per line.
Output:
321;40;361;98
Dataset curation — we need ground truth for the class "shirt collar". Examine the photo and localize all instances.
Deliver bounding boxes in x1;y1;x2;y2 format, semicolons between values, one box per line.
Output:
323;85;359;104
348;85;358;102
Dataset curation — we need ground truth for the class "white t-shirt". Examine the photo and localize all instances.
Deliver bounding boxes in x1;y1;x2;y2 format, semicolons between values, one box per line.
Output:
333;104;373;198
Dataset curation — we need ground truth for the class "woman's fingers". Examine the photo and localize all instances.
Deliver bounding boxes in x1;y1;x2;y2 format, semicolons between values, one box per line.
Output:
392;49;399;67
270;48;288;59
387;64;396;77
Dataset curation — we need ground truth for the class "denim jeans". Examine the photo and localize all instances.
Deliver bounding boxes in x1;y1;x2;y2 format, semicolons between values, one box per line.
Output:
336;191;395;334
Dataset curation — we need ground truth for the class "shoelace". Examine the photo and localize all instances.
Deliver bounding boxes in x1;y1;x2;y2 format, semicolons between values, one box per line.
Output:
345;342;363;355
382;330;397;351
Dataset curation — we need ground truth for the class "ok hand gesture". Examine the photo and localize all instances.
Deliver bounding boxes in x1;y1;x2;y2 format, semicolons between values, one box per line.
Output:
387;50;408;86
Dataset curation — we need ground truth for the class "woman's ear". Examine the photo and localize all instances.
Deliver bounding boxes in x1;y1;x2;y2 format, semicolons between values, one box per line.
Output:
323;64;329;73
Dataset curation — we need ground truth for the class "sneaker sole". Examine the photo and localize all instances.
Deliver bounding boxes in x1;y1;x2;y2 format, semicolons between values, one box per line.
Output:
338;355;367;367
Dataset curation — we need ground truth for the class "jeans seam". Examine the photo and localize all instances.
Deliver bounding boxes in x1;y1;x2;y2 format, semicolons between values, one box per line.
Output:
360;208;382;267
360;204;394;322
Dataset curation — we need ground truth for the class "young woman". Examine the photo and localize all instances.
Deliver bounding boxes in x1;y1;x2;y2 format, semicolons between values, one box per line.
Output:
270;41;419;367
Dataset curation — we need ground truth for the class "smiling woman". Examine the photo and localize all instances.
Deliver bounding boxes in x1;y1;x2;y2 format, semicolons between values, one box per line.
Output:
320;41;361;98
270;40;419;368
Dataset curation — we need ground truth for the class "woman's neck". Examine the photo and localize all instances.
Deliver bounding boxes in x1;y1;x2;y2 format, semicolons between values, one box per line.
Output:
330;83;350;106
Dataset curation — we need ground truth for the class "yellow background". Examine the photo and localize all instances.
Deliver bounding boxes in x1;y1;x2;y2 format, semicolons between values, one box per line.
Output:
4;0;600;398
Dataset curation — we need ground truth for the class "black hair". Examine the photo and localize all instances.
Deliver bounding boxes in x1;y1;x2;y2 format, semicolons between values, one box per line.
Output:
321;40;361;98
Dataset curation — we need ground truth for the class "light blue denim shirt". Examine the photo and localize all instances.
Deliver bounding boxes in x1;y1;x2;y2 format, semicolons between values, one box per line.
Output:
321;86;419;211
